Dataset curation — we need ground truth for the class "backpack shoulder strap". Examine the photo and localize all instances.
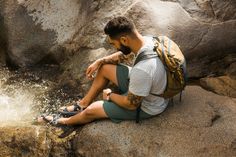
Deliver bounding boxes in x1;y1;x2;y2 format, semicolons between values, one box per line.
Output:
134;51;157;66
134;37;160;66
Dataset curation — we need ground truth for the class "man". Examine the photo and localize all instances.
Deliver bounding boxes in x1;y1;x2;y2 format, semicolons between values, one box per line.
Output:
38;16;168;125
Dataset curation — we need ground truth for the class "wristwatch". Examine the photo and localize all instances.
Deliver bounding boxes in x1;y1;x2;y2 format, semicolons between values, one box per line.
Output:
107;92;112;101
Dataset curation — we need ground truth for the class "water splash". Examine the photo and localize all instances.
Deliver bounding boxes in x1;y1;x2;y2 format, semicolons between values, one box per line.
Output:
0;76;43;126
0;92;32;124
0;66;65;126
0;65;78;126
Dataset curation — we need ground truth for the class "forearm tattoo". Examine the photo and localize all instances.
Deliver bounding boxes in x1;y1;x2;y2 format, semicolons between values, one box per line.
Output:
100;53;127;65
117;53;127;63
100;57;119;65
127;91;144;108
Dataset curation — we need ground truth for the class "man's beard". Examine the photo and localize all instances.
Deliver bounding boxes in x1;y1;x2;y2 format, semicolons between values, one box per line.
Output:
118;44;132;55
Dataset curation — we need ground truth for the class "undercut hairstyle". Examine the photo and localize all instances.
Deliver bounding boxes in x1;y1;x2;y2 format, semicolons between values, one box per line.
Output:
104;16;136;39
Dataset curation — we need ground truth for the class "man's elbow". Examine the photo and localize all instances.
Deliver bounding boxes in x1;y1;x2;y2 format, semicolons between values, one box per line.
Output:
127;103;139;110
124;97;140;110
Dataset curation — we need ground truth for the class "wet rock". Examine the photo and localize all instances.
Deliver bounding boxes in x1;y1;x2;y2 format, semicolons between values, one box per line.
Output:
0;126;50;157
0;125;77;157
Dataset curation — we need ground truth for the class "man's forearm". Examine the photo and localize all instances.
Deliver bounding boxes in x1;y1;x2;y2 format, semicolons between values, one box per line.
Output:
98;51;127;65
109;93;138;110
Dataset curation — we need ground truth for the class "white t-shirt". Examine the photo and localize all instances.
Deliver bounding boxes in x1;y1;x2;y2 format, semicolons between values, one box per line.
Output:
129;36;169;115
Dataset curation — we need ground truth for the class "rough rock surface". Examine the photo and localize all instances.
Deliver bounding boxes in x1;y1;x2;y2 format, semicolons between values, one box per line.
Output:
187;53;236;78
0;125;76;157
0;12;6;66
73;86;236;157
0;86;235;157
0;48;6;66
0;126;50;157
0;0;66;67
200;76;236;98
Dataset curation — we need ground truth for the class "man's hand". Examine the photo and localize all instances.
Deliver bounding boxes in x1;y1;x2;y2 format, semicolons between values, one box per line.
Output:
86;52;128;80
103;88;112;101
86;60;102;80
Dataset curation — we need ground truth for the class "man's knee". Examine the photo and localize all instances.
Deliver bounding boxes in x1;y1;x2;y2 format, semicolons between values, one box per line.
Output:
99;64;114;75
83;101;105;118
83;106;95;118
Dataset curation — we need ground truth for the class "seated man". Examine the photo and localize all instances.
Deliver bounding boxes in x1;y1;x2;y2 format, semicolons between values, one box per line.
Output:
38;16;168;125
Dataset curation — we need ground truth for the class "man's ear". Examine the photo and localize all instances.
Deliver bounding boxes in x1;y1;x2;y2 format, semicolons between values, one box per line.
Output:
120;36;129;46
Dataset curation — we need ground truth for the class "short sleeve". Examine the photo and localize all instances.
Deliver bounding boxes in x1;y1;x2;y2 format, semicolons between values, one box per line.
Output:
129;68;152;97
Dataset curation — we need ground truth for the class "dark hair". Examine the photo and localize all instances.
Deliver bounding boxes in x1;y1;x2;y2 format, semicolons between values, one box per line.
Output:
104;16;135;39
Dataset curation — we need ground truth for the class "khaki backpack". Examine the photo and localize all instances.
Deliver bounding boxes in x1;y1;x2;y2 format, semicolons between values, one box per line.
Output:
134;36;187;99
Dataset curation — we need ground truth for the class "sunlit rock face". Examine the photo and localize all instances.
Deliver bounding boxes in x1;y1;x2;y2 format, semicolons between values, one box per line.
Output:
1;0;235;69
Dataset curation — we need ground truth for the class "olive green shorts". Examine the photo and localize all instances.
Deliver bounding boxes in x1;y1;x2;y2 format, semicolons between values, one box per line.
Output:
103;64;153;123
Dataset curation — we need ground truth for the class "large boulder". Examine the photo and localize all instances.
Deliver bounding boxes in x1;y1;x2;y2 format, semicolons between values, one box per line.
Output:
122;0;236;78
57;0;236;82
58;0;236;61
53;0;235;97
18;0;137;50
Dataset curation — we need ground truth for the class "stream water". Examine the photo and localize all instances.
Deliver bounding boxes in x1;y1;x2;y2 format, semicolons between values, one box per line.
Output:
0;65;75;126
